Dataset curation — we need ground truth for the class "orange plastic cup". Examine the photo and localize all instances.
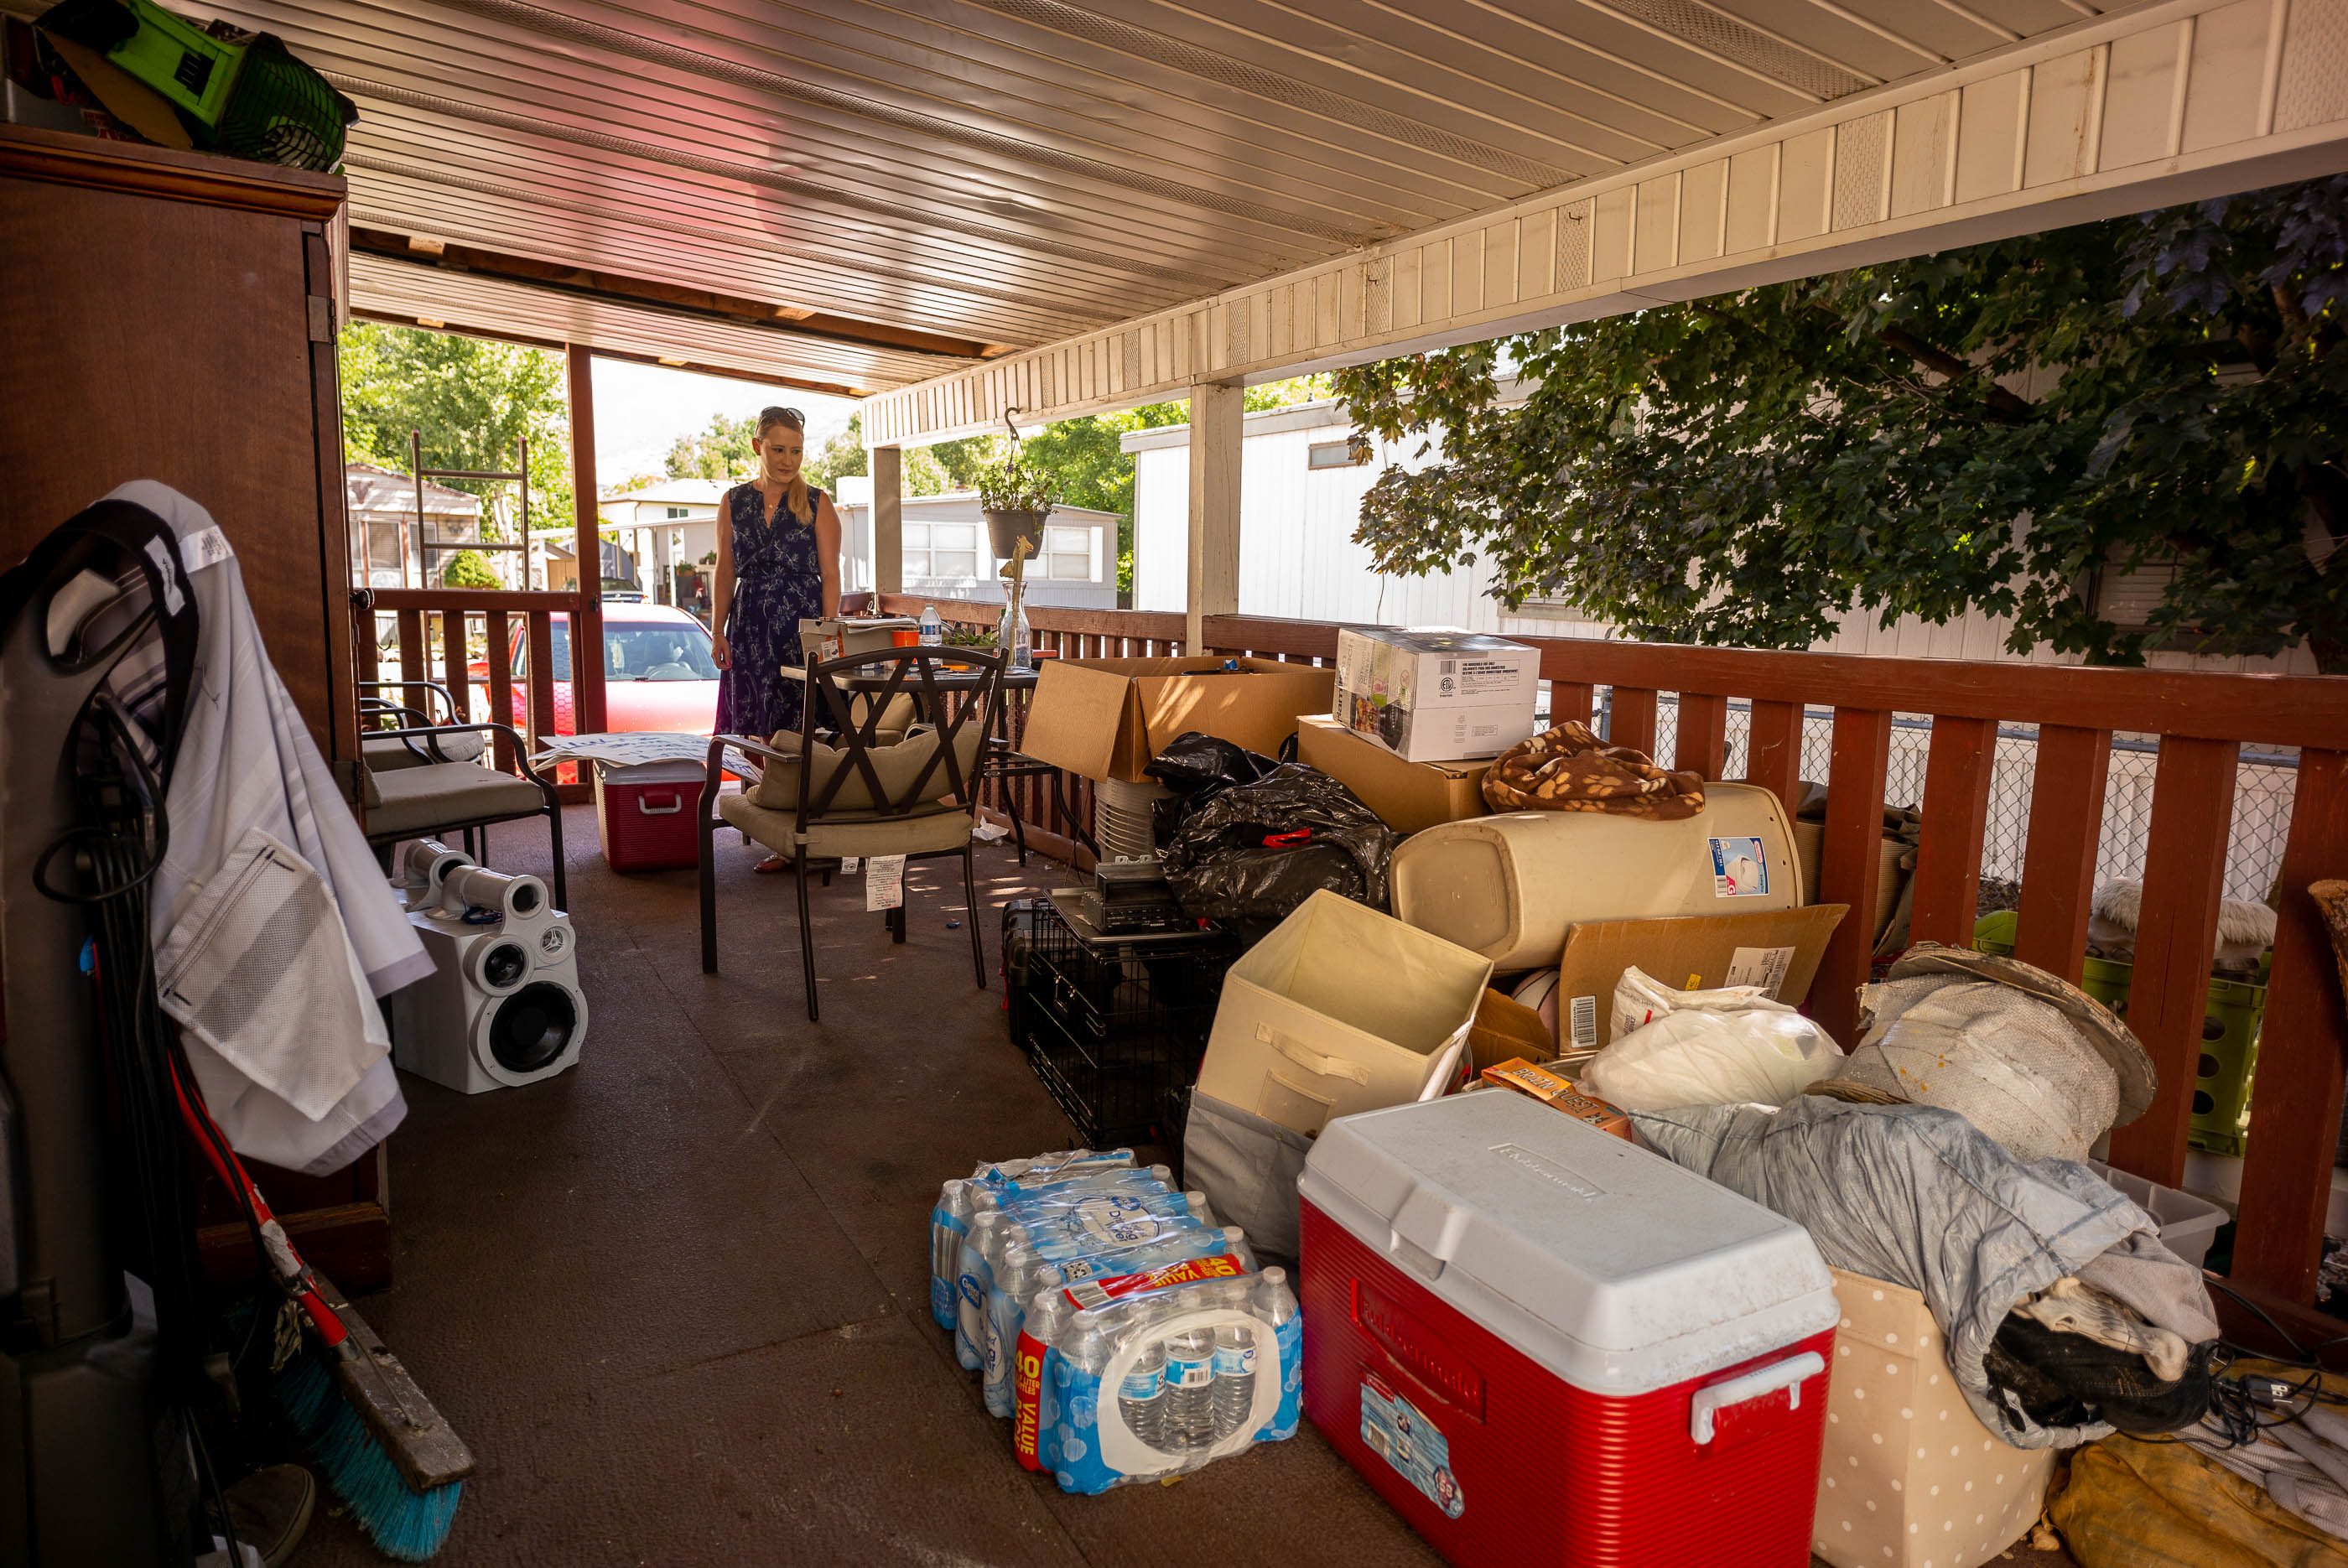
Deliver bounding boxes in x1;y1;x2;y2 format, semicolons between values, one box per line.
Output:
891;627;920;646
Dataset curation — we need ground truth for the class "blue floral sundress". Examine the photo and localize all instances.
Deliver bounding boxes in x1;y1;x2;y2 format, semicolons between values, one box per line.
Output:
715;481;826;739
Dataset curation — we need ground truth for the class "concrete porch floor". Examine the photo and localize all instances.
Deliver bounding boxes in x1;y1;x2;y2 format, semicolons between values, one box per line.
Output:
298;806;2078;1568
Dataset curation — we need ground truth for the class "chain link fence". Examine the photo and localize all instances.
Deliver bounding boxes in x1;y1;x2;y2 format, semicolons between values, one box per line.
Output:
1580;690;2297;910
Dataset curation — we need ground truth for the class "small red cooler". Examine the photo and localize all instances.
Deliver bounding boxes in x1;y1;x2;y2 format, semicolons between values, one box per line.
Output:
593;759;703;871
1298;1091;1839;1568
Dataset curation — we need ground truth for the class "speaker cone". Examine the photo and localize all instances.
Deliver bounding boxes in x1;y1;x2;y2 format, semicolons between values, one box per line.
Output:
487;982;578;1074
481;941;529;990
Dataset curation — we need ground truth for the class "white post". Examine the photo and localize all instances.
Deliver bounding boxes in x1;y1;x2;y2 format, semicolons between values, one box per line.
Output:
1185;378;1244;655
872;444;904;600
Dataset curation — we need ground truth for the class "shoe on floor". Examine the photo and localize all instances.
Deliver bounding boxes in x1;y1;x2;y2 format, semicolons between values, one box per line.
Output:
210;1463;314;1568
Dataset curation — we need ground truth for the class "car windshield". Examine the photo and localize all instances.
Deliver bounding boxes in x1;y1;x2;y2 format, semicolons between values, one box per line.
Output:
539;619;717;681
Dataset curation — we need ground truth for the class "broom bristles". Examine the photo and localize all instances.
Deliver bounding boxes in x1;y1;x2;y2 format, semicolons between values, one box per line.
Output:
278;1353;464;1562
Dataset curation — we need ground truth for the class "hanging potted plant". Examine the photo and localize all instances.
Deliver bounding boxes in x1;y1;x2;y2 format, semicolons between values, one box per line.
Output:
976;450;1061;561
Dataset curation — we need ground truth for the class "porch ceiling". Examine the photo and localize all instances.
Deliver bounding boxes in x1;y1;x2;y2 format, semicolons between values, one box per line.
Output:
95;0;2127;392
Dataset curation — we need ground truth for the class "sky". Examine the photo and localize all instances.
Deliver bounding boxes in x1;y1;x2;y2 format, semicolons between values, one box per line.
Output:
589;359;859;491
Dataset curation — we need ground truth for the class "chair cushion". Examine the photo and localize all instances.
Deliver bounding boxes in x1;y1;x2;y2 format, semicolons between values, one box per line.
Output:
750;721;980;813
718;792;974;859
366;761;545;839
363;729;488;772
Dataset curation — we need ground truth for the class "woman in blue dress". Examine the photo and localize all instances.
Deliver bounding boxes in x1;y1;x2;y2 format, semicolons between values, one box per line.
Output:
711;405;841;869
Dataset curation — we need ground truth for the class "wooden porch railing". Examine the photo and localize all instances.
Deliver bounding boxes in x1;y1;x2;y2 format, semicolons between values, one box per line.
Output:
355;588;605;799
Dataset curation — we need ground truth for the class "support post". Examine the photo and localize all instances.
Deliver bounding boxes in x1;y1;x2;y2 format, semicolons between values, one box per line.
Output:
872;444;903;599
565;345;608;735
1185;378;1243;655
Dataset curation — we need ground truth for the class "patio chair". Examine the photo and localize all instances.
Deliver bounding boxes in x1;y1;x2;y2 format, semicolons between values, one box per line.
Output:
360;718;566;910
358;679;487;770
697;646;1004;1021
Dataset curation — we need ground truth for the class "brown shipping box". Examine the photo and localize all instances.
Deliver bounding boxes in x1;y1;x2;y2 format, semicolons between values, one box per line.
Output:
1811;1267;2054;1568
1021;657;1335;783
1551;905;1848;1052
1296;715;1491;835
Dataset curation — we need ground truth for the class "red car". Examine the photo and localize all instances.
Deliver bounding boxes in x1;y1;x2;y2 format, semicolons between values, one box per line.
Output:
470;604;721;736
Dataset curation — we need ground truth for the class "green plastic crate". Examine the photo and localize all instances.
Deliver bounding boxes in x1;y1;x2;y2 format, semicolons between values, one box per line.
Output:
1971;911;2265;1155
104;0;246;126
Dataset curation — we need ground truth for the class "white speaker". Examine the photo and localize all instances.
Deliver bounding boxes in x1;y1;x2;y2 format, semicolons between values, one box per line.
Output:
390;865;587;1093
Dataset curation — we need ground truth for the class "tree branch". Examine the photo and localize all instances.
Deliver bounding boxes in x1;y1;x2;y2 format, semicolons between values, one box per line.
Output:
1871;325;2036;424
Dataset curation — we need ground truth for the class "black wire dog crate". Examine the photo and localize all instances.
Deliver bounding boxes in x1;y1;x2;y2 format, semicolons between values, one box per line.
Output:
1003;896;1238;1147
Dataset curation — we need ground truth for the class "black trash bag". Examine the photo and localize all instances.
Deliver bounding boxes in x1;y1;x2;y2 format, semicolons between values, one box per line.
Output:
1144;731;1284;847
1159;762;1397;935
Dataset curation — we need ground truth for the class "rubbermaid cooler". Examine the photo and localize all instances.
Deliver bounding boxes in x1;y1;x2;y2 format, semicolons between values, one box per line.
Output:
593;759;702;871
1298;1091;1840;1568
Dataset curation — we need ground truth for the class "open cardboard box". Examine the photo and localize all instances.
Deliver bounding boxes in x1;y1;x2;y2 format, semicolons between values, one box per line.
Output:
1020;656;1335;783
1552;905;1848;1051
1296;715;1491;835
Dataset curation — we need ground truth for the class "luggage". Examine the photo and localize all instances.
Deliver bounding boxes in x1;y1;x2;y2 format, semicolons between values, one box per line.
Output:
1299;1091;1840;1568
1390;783;1800;971
593;759;701;871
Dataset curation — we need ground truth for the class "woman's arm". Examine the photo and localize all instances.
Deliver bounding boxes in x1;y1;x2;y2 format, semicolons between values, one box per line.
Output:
815;492;842;618
710;490;735;667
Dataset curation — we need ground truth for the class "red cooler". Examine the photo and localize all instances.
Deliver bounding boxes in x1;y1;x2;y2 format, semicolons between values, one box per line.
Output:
1298;1091;1839;1568
593;759;703;871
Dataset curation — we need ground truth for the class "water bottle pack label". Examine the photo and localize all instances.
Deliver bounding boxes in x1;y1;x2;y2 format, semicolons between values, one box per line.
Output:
1014;1330;1051;1471
1052;1311;1304;1496
1060;1253;1249;1313
1360;1373;1465;1520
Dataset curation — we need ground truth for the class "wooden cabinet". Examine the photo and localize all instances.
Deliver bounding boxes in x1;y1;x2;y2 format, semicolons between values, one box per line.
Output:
0;122;358;768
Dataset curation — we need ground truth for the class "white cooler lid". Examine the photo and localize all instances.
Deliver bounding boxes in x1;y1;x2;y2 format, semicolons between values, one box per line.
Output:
593;757;708;785
1299;1091;1836;1394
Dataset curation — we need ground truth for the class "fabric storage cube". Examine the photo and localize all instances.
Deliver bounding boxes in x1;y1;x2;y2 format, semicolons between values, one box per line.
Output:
1301;1092;1841;1568
1195;891;1492;1138
593;759;702;872
1813;1267;2054;1568
1390;785;1801;972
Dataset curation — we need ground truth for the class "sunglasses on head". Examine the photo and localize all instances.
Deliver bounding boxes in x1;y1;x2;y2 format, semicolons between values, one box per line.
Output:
758;406;805;428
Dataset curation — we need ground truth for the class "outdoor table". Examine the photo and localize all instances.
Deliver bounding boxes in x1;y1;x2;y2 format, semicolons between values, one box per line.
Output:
777;661;1042;726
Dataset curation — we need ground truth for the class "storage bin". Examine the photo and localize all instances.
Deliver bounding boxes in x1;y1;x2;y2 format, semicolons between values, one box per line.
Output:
1390;784;1801;972
2085;1158;2229;1271
1812;1267;2055;1568
1973;911;2266;1156
1300;1092;1841;1568
1195;891;1491;1138
593;759;703;872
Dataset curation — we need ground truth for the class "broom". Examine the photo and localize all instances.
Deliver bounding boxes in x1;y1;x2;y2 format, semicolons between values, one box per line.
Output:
170;1051;475;1560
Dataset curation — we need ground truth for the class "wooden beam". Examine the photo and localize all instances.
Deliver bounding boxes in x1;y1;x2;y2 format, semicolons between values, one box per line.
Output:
871;445;903;598
347;310;853;396
1909;715;1997;948
1815;707;1893;1045
2013;725;2113;984
1185;380;1244;655
566;346;608;737
349;229;992;361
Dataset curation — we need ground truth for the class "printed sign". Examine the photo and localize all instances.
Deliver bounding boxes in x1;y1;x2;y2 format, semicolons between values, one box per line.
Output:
1709;835;1770;898
1725;944;1797;996
865;854;906;911
1361;1375;1465;1519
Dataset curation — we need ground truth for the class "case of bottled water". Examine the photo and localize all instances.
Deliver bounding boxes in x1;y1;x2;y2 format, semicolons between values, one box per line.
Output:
1022;1259;1302;1494
929;1148;1135;1331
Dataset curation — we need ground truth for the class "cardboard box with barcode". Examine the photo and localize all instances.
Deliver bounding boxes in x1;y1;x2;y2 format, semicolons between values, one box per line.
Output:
1019;657;1335;784
1811;1266;2054;1568
1332;626;1538;763
1296;715;1490;836
1551;905;1848;1052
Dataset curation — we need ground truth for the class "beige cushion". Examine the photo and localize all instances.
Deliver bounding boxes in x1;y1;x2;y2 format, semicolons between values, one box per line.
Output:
718;791;974;859
750;722;981;813
363;729;487;771
366;761;545;839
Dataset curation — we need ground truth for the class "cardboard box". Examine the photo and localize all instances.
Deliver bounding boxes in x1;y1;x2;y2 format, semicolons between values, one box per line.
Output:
1551;906;1848;1052
1332;627;1538;762
1465;987;1554;1075
1197;890;1492;1137
1477;1059;1634;1140
797;616;917;662
1020;657;1335;783
1812;1267;2054;1568
1296;715;1490;835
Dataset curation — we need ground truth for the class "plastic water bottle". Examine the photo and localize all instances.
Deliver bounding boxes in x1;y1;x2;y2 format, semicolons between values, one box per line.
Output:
1119;1337;1169;1451
1211;1280;1258;1442
919;604;943;645
1258;1266;1299;1329
1162;1326;1218;1449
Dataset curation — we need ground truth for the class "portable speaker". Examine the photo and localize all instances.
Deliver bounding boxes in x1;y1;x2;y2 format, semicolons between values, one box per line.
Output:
390;865;586;1093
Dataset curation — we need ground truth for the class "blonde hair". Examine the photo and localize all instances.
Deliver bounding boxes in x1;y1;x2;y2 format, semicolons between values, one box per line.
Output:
756;405;811;524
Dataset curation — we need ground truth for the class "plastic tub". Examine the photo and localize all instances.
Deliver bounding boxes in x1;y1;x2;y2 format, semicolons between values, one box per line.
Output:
2086;1158;2228;1271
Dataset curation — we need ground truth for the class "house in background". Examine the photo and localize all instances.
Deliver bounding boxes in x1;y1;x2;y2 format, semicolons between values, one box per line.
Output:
345;463;484;589
597;477;730;613
834;475;1118;612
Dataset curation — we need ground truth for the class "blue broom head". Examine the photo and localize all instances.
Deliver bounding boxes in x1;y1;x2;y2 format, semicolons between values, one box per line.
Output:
278;1353;464;1562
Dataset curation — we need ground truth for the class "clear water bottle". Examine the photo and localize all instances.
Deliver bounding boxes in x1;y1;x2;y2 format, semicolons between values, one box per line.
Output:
1210;1283;1257;1443
1118;1336;1169;1451
919;603;943;645
1162;1326;1218;1449
1258;1266;1300;1328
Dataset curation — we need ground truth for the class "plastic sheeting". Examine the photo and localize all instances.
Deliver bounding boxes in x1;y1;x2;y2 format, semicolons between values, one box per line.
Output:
1158;762;1397;932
